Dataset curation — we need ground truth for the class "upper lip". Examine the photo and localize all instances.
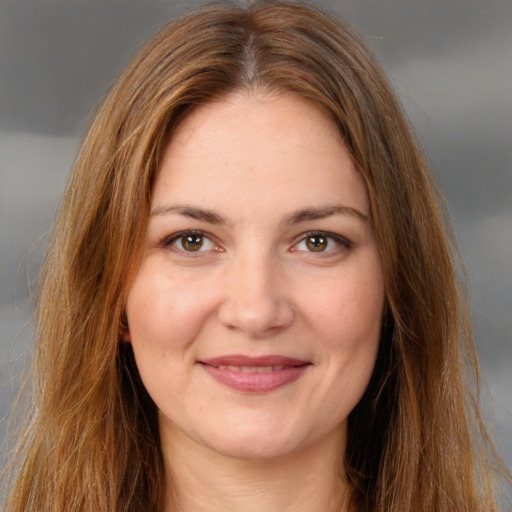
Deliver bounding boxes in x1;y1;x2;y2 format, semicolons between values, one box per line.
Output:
199;354;310;367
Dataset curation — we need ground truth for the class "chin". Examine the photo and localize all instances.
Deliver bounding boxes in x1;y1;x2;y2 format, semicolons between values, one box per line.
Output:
194;421;297;461
212;438;299;462
200;417;329;463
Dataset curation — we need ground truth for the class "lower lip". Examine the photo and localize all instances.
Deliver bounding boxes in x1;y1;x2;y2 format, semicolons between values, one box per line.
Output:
200;364;310;392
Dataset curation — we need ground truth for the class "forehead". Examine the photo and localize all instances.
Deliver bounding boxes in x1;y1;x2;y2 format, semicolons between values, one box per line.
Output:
153;90;369;219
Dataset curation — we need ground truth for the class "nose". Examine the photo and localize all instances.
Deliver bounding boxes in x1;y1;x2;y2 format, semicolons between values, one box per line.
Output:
218;251;294;338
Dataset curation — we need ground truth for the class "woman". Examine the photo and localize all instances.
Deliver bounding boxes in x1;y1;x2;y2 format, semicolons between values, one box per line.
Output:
4;1;508;511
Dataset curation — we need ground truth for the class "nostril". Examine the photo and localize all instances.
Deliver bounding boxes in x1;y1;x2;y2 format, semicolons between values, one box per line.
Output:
218;296;294;337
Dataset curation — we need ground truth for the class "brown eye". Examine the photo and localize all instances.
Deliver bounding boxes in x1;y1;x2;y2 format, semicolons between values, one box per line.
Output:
181;234;204;251
293;232;351;255
163;231;217;254
305;235;328;252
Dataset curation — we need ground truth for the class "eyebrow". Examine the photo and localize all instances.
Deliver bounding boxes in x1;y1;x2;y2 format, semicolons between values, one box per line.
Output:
150;204;228;225
150;203;368;225
284;205;369;225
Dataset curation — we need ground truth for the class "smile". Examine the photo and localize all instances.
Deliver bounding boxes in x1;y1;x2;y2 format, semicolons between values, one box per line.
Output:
199;355;311;393
215;364;287;373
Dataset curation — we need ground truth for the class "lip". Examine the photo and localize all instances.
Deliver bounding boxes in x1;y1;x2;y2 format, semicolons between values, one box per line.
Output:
199;354;311;393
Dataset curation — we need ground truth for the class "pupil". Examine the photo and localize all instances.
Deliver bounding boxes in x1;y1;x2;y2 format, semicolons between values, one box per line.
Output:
183;234;203;251
307;236;327;252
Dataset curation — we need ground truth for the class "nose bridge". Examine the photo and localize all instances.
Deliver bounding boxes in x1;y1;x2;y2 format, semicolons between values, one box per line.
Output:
218;244;294;337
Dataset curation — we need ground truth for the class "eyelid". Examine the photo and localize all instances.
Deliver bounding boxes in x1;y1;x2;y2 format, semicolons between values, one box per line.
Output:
158;229;352;255
160;229;221;253
291;230;352;252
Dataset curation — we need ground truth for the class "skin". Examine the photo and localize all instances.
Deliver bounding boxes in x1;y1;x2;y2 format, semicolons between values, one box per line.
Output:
125;90;385;511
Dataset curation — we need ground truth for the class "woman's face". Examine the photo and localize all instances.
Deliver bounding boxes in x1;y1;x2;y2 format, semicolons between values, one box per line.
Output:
125;91;385;461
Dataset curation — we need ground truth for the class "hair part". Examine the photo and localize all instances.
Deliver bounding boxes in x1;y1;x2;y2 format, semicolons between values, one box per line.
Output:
5;1;508;511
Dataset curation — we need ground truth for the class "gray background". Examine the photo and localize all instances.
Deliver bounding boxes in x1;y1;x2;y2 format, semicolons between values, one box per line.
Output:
1;0;511;480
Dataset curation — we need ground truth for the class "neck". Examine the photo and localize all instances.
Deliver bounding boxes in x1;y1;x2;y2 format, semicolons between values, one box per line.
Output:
160;426;350;512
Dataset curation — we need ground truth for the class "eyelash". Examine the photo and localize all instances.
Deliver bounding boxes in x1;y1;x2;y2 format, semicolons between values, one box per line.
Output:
160;230;219;253
292;231;352;254
160;229;352;256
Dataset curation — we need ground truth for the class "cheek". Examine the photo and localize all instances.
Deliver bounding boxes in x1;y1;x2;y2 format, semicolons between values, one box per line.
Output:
125;270;165;346
295;269;384;438
126;260;216;341
303;271;384;348
301;258;384;395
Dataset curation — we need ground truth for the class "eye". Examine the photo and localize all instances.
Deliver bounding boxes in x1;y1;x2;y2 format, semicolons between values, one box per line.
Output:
162;231;217;253
293;232;351;253
304;234;329;252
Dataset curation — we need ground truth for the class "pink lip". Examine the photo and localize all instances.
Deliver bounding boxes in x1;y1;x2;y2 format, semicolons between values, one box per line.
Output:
199;355;311;393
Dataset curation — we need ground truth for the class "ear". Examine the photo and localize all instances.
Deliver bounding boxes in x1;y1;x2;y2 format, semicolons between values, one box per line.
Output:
119;312;131;342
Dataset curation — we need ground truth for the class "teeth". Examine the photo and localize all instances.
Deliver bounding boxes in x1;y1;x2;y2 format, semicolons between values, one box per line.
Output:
216;365;286;372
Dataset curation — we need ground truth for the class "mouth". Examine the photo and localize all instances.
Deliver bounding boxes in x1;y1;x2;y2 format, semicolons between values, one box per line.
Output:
198;355;311;393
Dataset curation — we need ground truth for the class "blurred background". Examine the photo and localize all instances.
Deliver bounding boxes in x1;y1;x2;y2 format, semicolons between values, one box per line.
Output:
1;0;510;479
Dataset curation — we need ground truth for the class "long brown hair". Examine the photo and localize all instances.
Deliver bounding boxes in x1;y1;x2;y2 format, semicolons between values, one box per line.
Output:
4;1;507;511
